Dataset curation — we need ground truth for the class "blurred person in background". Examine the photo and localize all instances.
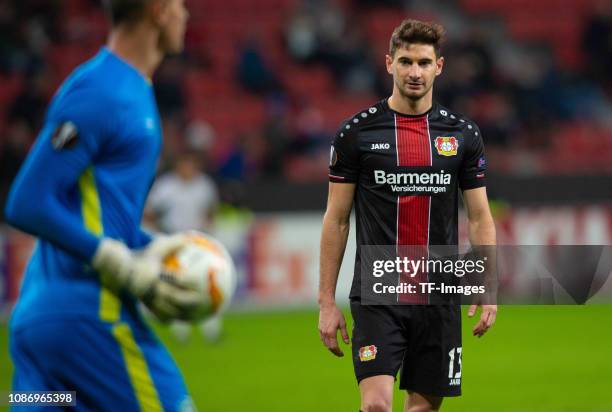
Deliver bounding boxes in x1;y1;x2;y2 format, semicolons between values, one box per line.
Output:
237;32;282;96
3;0;201;410
582;0;612;96
319;19;497;412
0;0;58;75
286;0;376;93
7;71;50;132
154;55;187;119
147;151;219;235
146;150;223;342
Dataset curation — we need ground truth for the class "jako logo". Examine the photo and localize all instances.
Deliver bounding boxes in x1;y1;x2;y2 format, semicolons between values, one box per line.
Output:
371;143;390;150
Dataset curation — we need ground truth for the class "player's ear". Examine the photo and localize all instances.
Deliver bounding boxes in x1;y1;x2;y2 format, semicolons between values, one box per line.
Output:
435;56;444;76
385;54;394;75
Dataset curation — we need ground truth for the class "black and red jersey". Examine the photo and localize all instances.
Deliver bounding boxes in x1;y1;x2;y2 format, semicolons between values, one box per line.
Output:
329;99;487;299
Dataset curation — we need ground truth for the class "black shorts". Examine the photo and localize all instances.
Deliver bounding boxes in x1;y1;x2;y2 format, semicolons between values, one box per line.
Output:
350;299;462;397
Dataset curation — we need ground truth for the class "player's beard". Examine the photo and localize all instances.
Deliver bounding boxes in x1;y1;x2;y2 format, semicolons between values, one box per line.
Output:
158;25;186;55
397;78;433;102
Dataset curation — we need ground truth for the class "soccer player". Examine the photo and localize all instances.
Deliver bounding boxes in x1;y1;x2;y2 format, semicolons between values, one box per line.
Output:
318;20;497;412
5;1;199;410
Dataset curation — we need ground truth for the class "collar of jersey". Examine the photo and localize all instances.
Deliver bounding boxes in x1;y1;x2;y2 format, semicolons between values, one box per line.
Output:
384;98;436;118
100;47;153;86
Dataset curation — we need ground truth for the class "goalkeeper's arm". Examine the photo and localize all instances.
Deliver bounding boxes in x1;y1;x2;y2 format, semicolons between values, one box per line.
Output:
4;94;199;320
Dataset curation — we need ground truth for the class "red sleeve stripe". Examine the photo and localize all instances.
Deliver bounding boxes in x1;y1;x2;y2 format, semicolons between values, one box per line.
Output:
328;174;346;180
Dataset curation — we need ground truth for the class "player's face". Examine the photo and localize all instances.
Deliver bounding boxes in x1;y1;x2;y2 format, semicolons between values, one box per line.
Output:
157;0;189;53
386;43;444;101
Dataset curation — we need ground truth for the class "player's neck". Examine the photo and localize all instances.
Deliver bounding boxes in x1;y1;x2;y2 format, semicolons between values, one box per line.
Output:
388;91;433;116
107;25;164;80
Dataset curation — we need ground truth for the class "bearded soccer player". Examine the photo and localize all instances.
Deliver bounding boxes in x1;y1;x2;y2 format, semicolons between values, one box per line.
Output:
4;1;201;410
318;20;497;412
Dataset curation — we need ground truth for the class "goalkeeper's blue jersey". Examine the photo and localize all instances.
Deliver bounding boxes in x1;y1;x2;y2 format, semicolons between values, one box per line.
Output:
5;48;161;328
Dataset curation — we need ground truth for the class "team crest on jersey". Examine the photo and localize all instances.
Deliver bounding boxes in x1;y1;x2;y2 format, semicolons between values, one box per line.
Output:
435;136;458;157
359;345;377;361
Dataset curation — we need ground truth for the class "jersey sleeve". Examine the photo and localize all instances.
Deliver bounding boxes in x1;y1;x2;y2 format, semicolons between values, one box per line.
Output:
328;120;360;183
459;123;487;190
4;88;113;261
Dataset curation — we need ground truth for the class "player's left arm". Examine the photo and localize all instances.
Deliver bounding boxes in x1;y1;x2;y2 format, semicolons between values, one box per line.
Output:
463;187;497;337
459;123;497;337
464;188;496;246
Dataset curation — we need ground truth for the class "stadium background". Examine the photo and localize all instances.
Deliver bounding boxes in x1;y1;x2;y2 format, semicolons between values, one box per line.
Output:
0;0;611;410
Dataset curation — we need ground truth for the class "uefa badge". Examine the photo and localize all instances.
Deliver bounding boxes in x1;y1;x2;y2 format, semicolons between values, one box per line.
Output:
435;136;458;157
359;345;378;362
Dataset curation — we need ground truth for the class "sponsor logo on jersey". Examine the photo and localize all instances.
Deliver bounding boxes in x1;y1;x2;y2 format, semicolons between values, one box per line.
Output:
371;143;390;150
478;156;486;168
435;136;458;157
374;170;451;193
51;121;79;150
359;345;377;361
374;170;451;185
449;378;461;386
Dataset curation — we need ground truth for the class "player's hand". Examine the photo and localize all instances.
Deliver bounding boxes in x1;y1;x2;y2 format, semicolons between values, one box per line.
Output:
141;278;203;322
92;234;187;298
468;304;497;338
318;301;350;357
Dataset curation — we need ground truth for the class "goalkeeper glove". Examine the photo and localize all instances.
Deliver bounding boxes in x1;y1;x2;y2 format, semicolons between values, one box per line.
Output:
92;235;202;321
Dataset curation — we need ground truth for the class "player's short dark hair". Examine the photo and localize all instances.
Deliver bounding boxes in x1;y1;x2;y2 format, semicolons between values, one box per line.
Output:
102;0;151;26
389;19;446;57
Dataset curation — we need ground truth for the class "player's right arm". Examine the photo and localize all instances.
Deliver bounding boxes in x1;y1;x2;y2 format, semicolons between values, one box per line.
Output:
319;182;355;357
4;88;108;261
319;120;360;357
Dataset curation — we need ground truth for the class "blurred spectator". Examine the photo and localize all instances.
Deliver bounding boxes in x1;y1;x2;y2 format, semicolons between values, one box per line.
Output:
285;10;318;63
14;0;63;44
8;72;50;131
146;151;219;234
291;104;328;155
0;3;19;73
217;132;268;181
159;114;187;169
237;35;281;96
322;22;377;93
260;104;292;177
154;57;187;118
185;120;216;153
285;0;376;92
582;1;612;95
0;0;61;75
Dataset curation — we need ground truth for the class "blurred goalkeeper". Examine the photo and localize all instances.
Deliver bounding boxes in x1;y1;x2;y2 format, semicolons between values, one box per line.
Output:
4;1;199;410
